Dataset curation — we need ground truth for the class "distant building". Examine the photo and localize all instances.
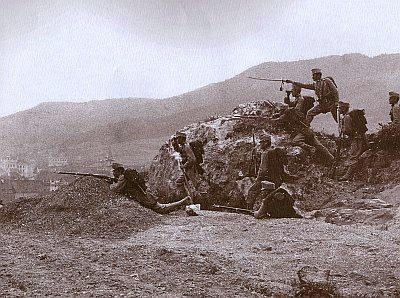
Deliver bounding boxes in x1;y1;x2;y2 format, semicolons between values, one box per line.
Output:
48;154;69;167
49;179;69;192
0;156;35;179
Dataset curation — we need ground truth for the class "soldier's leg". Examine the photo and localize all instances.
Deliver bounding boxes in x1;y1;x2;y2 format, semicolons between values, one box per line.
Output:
338;161;359;181
152;196;191;214
305;104;324;125
185;169;201;189
253;188;275;219
246;180;262;210
293;133;316;155
311;137;334;166
329;104;339;123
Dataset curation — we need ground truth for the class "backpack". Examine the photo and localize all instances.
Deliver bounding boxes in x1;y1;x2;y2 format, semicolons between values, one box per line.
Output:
124;168;147;193
348;109;368;133
262;188;301;218
189;140;205;165
324;76;337;88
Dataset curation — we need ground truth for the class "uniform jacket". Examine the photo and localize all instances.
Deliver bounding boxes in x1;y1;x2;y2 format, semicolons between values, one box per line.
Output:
390;105;400;125
295;78;339;105
257;148;288;188
110;172;157;208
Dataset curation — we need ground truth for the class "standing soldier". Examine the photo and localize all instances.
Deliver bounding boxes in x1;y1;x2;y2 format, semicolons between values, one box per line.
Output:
388;91;400;126
171;132;202;199
286;68;339;125
338;101;368;159
245;134;297;210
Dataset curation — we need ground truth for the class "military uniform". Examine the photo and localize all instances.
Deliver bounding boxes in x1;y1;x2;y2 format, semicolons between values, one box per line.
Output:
339;102;368;158
253;185;301;219
290;68;339;125
173;132;202;193
389;91;400;127
110;163;189;214
246;140;295;209
274;106;334;165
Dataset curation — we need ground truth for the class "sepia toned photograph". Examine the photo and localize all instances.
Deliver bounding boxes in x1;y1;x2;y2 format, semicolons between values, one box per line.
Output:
0;1;399;297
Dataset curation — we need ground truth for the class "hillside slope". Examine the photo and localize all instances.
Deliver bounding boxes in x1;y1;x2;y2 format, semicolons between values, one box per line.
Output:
2;53;400;166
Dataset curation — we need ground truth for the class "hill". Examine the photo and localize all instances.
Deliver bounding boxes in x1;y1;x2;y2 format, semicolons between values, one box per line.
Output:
1;53;400;166
1;98;399;297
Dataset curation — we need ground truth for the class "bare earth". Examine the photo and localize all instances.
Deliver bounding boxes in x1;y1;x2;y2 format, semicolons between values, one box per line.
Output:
1;176;399;298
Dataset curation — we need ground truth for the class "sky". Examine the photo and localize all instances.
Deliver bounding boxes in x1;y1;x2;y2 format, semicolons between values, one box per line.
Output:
1;0;400;117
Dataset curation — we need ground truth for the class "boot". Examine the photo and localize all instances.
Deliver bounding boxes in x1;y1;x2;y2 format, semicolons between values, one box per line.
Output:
338;164;356;182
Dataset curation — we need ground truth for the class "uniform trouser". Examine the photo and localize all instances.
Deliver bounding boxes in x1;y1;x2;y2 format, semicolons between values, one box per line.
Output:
246;178;280;210
349;134;368;158
129;192;189;214
306;102;338;125
292;132;334;165
176;167;201;189
253;189;281;219
151;197;190;214
340;149;371;181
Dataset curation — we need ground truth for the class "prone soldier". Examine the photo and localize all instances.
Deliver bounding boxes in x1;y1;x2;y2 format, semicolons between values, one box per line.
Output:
109;163;190;214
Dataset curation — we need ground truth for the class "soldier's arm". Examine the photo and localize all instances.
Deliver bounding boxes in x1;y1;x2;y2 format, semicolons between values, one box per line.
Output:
291;81;315;90
110;175;127;194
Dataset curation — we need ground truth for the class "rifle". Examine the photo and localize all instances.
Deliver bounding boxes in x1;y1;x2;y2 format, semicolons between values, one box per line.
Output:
328;110;344;180
246;76;286;91
57;171;118;183
248;130;258;177
212;204;254;216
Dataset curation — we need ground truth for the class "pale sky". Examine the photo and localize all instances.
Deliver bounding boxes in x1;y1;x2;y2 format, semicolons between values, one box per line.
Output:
1;0;400;117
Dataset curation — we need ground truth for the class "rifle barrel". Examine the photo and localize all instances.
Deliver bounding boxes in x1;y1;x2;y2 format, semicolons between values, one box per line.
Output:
212;204;254;215
246;76;283;82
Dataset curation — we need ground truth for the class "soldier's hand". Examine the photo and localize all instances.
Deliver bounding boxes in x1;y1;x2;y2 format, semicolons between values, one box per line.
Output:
285;79;293;84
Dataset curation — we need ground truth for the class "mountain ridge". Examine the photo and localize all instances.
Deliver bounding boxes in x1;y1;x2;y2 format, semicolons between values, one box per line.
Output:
1;53;399;166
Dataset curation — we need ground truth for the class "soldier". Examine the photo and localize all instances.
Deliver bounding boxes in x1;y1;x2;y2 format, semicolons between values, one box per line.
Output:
171;132;203;196
253;182;301;219
286;68;339;125
338;101;368;159
245;134;297;210
388;91;400;126
272;100;334;165
110;163;190;214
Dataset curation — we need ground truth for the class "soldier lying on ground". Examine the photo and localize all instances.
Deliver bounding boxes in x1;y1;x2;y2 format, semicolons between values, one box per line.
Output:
109;163;190;214
253;181;302;219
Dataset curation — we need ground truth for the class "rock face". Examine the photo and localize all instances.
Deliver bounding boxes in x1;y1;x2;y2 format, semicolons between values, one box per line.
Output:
148;100;335;206
147;100;400;229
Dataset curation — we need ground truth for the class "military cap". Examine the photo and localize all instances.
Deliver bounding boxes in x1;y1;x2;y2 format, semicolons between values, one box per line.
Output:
175;131;187;138
260;180;275;191
311;68;322;74
259;134;272;143
389;91;399;98
338;101;350;108
111;162;124;170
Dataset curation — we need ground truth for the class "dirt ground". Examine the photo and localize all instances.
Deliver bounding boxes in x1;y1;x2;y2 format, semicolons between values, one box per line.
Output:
0;177;399;297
